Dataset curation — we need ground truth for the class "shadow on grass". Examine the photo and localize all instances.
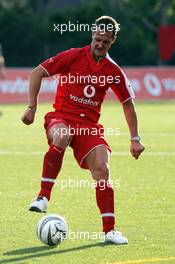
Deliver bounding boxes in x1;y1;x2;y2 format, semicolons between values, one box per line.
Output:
1;242;111;263
3;246;54;256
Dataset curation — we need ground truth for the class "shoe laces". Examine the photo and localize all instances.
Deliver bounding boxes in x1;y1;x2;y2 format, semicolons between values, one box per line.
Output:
109;230;122;237
36;197;44;201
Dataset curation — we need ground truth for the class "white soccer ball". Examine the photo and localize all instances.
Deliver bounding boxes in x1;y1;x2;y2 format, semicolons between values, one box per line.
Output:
36;214;68;246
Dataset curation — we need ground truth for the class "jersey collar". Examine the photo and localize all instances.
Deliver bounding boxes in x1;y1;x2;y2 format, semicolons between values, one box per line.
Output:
84;45;109;72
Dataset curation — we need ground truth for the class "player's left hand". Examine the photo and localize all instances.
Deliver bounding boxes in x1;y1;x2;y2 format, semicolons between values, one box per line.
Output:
130;141;145;159
21;109;35;125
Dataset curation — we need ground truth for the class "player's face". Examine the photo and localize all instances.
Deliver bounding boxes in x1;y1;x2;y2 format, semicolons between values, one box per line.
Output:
91;29;116;59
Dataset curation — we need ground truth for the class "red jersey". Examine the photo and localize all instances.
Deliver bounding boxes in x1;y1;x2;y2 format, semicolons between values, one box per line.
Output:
40;45;135;124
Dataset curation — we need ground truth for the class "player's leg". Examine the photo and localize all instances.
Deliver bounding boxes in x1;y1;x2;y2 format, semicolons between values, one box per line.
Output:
85;145;115;232
85;145;128;244
29;123;72;212
38;123;72;200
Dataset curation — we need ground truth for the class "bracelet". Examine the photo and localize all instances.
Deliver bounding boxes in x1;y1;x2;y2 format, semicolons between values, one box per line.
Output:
130;136;141;142
28;106;37;113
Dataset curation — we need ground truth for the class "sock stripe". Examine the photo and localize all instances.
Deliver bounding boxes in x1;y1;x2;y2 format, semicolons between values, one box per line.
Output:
101;213;115;218
41;177;56;183
52;144;64;153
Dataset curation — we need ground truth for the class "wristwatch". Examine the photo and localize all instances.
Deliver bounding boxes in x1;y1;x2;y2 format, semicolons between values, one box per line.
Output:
28;106;37;113
130;136;141;142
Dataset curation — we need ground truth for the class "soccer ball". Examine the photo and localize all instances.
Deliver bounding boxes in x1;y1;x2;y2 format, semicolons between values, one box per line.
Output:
36;214;68;246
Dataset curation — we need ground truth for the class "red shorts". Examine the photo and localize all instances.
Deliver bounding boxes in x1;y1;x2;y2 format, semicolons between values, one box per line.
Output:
44;111;111;169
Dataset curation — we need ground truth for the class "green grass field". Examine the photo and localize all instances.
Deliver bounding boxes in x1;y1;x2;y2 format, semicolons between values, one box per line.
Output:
0;102;175;264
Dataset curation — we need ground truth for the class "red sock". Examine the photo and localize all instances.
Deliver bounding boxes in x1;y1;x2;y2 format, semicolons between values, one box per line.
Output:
96;182;115;233
38;144;65;200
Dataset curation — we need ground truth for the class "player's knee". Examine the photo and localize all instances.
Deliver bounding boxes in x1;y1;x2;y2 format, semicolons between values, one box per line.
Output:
48;123;71;149
52;134;70;149
92;163;109;182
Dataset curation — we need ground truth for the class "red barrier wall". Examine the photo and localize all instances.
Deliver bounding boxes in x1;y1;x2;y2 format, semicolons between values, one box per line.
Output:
0;67;175;104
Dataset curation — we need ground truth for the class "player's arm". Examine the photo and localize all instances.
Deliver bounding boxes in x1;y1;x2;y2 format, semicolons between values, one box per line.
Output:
122;99;145;159
111;65;144;159
0;56;6;79
21;66;48;125
21;48;76;125
0;66;5;79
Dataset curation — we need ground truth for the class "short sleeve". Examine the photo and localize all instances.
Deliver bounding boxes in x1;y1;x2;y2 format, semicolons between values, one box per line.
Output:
111;68;135;103
40;48;76;76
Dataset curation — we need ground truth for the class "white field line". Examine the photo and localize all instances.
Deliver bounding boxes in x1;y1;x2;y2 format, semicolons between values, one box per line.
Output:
107;256;175;264
0;151;175;156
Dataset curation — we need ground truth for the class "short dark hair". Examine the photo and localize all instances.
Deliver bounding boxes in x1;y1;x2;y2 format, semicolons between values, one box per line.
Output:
95;16;120;37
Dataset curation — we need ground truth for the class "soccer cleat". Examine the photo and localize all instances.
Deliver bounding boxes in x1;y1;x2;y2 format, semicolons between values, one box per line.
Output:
29;196;48;213
104;230;128;245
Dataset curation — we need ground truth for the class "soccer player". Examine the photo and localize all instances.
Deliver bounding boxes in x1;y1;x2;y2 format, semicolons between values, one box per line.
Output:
21;16;144;244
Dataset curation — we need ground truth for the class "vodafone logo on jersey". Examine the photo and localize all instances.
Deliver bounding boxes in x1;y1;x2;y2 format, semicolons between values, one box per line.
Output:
69;84;99;106
83;85;96;98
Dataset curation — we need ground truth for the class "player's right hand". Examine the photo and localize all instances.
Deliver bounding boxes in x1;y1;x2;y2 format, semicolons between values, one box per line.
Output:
21;109;35;125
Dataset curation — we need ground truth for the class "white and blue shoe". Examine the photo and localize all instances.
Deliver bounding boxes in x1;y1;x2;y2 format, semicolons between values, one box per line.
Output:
105;230;128;245
29;196;48;213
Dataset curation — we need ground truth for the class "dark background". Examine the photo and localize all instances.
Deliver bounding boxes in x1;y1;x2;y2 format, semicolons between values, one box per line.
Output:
0;0;175;67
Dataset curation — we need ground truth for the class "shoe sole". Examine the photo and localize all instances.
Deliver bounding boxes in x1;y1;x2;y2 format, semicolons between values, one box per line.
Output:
29;206;46;213
104;240;128;245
